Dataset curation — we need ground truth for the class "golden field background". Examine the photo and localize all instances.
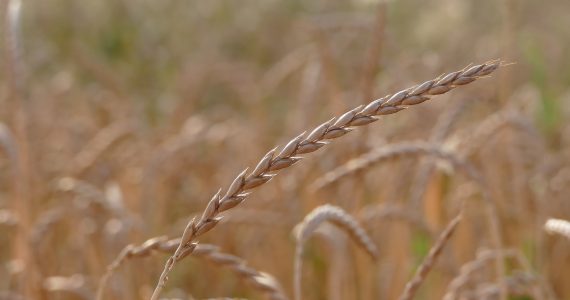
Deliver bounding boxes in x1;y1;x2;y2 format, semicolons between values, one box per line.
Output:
1;0;570;299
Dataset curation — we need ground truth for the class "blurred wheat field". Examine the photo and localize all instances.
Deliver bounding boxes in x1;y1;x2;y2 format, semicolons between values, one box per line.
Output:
1;0;570;299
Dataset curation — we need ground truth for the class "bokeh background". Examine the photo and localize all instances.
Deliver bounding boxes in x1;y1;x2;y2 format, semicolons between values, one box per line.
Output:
1;0;570;299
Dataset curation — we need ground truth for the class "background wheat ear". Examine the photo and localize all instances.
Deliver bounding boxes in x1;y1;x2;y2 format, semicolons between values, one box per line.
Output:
293;204;377;300
96;236;287;300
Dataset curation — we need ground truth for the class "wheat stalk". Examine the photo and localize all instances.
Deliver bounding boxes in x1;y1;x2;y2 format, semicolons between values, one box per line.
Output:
293;204;378;300
398;212;462;300
96;237;287;300
150;60;502;299
544;218;570;240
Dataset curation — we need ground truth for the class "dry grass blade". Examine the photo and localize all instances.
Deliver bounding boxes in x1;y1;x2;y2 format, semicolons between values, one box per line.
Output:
150;60;502;299
293;204;378;300
96;237;287;300
398;213;462;300
544;218;570;240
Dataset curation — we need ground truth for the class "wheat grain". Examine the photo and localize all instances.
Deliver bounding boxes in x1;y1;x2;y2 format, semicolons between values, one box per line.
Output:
96;237;287;300
398;213;462;300
293;204;377;300
150;60;502;299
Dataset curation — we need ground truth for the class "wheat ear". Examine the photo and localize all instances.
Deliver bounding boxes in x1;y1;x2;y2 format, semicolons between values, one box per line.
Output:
544;218;570;240
312;142;467;190
293;204;378;300
398;212;462;300
151;61;502;300
96;237;287;300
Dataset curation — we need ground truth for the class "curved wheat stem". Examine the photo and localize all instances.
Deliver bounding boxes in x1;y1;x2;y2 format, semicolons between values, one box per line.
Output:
398;212;462;300
293;204;377;300
544;218;570;240
151;60;502;299
96;237;287;300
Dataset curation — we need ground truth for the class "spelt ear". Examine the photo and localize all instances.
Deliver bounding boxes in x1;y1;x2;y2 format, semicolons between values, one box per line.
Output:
136;60;502;299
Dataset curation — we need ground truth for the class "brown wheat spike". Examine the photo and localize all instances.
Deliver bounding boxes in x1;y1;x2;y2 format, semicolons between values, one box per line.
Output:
150;60;502;299
544;218;570;240
293;204;378;300
398;212;462;300
96;237;287;300
312;141;505;298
